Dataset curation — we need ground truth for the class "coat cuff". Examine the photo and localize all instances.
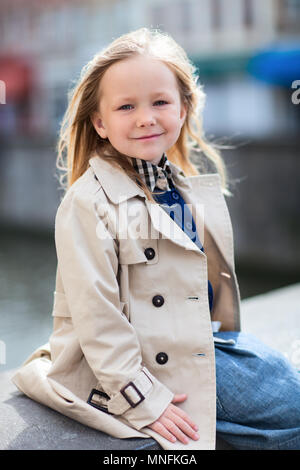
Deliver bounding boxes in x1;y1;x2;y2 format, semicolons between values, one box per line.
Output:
88;367;174;430
107;367;154;414
120;368;174;430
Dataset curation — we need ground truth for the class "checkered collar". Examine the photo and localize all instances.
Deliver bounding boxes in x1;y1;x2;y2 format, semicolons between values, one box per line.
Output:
131;153;175;192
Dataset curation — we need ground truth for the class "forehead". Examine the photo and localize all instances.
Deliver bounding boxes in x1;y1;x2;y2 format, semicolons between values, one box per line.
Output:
99;55;180;99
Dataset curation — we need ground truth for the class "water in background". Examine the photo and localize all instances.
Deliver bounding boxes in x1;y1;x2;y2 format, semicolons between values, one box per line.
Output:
0;230;56;372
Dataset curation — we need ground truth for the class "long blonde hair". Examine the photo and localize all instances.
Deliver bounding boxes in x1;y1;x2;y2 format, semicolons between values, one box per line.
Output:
56;27;230;202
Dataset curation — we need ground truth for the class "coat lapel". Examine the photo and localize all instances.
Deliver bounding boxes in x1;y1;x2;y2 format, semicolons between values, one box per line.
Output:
143;197;202;253
174;168;235;269
89;154;230;260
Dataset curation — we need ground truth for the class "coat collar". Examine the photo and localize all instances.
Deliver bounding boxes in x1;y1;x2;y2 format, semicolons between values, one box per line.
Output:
88;151;192;204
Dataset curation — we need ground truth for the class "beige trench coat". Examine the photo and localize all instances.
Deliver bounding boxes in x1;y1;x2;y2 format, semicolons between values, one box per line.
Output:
12;152;241;450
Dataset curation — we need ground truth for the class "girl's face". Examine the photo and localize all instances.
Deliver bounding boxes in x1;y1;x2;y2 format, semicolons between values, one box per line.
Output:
92;54;187;165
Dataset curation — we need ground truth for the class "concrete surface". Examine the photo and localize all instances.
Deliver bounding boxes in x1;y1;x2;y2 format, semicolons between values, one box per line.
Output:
241;282;300;365
1;283;299;451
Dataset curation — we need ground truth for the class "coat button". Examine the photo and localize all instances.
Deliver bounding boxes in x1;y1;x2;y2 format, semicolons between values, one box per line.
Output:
156;352;168;364
152;295;164;307
144;247;155;260
171;191;180;200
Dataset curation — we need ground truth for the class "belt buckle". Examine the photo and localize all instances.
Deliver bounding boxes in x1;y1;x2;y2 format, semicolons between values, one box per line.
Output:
87;388;113;414
120;381;145;408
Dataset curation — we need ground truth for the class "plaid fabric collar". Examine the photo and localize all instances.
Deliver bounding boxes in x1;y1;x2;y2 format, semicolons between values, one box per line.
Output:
131;153;175;192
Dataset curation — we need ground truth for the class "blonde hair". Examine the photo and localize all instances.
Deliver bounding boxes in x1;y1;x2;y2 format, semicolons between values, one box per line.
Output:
56;27;230;202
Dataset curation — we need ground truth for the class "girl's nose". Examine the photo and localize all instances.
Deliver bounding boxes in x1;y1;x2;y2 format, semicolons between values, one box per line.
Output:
136;110;156;127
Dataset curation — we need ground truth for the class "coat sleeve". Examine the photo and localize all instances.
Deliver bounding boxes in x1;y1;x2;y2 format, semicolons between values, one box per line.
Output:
55;184;174;430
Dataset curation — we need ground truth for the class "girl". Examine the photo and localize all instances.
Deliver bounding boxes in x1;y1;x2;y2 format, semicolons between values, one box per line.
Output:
12;28;300;451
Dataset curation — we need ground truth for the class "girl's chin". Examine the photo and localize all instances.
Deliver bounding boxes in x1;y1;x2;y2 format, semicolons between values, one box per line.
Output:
128;152;166;164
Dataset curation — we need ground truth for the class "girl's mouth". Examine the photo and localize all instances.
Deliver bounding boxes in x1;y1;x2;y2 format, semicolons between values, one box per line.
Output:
134;133;163;140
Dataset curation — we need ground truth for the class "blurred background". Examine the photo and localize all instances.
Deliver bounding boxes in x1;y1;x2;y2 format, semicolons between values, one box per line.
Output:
0;0;299;371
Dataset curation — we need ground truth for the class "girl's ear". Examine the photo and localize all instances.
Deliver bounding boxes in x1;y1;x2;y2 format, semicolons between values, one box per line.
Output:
91;112;107;139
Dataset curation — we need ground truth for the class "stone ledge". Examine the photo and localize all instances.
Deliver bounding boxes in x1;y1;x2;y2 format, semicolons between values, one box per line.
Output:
241;282;300;361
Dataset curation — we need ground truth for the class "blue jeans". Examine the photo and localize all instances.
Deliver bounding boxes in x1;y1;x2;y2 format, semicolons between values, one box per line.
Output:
214;331;300;450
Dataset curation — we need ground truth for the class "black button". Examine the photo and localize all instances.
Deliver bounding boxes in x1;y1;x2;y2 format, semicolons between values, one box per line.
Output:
152;295;164;307
156;352;168;364
144;247;155;260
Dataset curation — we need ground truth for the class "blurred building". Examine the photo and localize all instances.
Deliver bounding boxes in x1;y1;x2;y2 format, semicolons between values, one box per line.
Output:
0;0;299;276
0;0;299;138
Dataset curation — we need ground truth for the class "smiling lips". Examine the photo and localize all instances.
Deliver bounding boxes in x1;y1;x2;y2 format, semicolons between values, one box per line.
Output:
134;133;163;140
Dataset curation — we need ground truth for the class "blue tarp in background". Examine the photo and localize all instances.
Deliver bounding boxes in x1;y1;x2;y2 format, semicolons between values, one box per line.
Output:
247;41;300;88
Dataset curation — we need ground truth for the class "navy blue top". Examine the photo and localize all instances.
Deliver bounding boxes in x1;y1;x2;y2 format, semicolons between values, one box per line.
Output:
152;186;214;313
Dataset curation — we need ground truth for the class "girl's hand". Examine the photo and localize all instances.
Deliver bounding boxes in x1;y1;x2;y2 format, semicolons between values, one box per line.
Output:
148;394;200;444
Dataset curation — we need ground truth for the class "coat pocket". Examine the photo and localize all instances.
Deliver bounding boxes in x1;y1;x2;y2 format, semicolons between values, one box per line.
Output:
52;291;71;318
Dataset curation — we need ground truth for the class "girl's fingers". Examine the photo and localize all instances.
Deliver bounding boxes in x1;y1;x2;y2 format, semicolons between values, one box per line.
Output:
169;413;200;441
164;419;189;444
162;417;198;445
171;406;198;431
171;394;198;429
149;420;177;443
148;397;199;445
149;416;199;445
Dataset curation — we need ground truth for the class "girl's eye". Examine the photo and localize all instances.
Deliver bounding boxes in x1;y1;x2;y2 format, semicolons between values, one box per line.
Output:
118;104;133;110
154;100;168;106
117;101;168;110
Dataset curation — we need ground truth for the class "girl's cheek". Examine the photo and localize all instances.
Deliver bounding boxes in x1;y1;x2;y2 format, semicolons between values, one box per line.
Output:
118;117;130;128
